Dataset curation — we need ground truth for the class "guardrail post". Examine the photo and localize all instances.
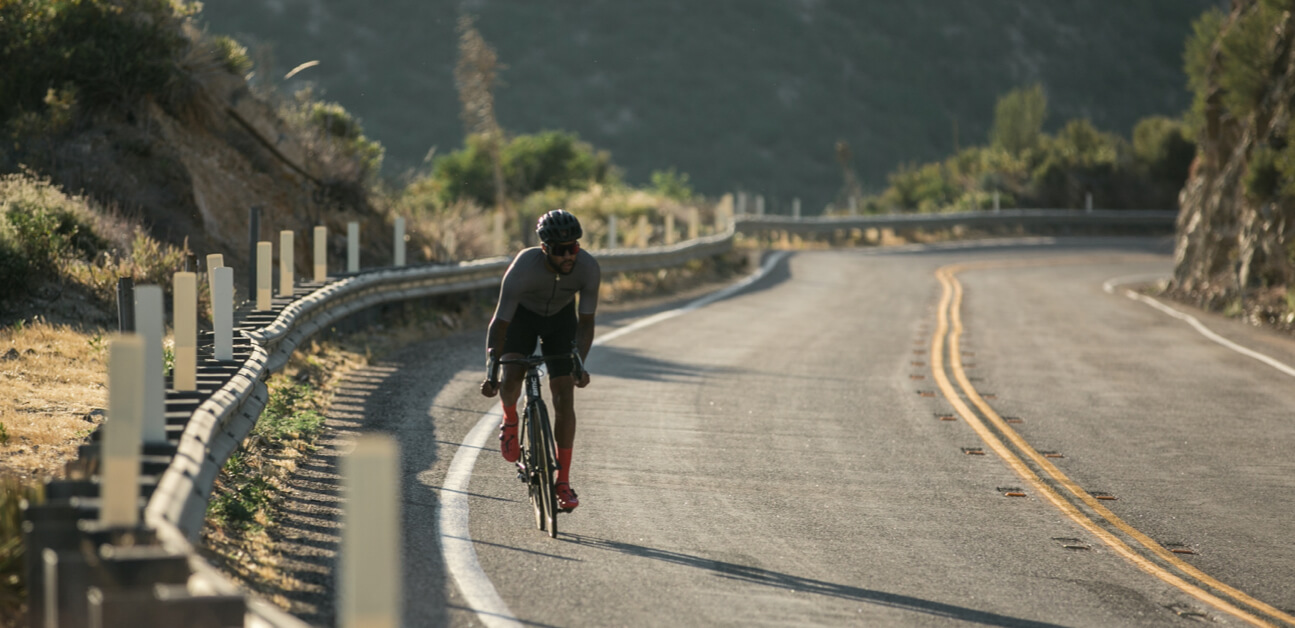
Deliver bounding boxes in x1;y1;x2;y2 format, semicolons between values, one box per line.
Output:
116;278;135;333
736;191;747;216
1085;192;1093;213
756;195;765;217
993;190;1000;212
341;435;401;628
248;206;261;301
279;230;294;298
135;286;167;445
212;267;234;361
688;208;699;240
257;241;273;310
348;221;360;273
607;214;618;249
314;226;327;283
664;213;676;245
173;272;197;392
636;214;649;248
394;217;406;267
793;198;801;220
104;335;144;526
848;196;857;216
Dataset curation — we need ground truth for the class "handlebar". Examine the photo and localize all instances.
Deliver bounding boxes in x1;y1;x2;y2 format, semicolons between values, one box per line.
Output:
487;344;585;385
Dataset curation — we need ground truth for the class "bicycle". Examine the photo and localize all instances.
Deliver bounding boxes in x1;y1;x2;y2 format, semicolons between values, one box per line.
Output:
490;348;584;538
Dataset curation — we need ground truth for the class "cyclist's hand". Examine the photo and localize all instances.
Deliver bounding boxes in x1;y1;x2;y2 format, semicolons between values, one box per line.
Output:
575;370;590;388
480;379;499;397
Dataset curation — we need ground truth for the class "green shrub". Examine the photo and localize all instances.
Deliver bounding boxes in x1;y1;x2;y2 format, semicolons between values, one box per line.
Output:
429;130;613;208
1243;145;1281;200
650;168;694;201
0;0;193;133
210;35;253;76
990;84;1047;156
305;101;385;177
1132;116;1196;182
1216;0;1285;121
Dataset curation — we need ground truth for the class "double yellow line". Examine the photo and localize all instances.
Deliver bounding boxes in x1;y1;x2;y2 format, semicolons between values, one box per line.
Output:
931;261;1294;628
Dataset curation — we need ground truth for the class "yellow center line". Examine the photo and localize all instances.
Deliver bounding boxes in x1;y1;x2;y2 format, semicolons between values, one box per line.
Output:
931;261;1290;628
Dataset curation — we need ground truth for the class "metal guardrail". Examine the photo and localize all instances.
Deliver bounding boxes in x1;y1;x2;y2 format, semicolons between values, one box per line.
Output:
24;225;739;627
23;208;1176;626
735;208;1179;235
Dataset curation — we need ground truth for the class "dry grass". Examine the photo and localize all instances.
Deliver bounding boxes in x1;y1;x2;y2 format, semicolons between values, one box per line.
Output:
0;318;108;482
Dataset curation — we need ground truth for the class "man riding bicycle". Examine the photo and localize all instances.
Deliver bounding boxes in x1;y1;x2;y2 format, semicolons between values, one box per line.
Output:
481;209;599;512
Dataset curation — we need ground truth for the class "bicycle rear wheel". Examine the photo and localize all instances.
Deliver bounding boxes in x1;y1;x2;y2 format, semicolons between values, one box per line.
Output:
531;401;559;538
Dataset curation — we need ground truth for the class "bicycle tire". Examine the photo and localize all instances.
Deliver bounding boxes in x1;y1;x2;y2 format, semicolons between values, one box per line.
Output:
532;401;560;538
521;406;545;531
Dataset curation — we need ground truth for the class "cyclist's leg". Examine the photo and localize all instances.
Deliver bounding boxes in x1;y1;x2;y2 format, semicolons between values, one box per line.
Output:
538;301;579;450
539;304;580;510
499;307;541;461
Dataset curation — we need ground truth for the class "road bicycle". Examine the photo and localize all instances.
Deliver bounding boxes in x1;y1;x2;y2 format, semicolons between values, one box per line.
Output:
493;348;583;538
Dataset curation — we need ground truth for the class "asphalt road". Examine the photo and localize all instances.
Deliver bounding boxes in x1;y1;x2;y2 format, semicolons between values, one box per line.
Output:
351;236;1295;627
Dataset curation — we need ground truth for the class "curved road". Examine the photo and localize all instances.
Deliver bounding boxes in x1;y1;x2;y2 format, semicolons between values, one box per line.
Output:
326;237;1295;627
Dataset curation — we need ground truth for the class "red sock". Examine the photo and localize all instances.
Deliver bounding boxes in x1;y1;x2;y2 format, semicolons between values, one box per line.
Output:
502;403;518;425
558;448;573;483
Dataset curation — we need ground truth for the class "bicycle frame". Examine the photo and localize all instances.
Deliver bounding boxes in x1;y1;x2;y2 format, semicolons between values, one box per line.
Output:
494;349;583;537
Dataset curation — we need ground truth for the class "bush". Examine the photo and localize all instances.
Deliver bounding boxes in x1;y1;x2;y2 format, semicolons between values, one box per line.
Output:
990;84;1047;156
0;0;194;134
305;101;385;179
428;131;613;208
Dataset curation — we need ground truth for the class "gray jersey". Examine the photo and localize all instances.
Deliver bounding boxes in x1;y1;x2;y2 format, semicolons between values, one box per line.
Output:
494;247;600;320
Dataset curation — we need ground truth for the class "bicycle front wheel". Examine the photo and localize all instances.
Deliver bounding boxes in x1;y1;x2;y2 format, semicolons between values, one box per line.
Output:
530;401;559;538
521;406;545;531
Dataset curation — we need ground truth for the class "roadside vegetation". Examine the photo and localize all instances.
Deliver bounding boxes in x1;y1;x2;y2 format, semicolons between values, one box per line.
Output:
841;84;1195;215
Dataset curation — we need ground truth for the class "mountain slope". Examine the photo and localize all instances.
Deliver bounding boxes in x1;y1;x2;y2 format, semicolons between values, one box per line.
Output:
198;0;1219;212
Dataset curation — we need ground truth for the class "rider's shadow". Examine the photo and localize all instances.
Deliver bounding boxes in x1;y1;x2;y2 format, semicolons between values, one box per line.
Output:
560;533;1067;628
590;345;746;384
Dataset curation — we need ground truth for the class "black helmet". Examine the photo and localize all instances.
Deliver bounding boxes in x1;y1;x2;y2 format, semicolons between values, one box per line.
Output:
536;209;582;244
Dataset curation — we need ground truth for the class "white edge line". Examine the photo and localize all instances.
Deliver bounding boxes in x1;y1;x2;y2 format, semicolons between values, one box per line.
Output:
1107;276;1295;379
435;250;791;625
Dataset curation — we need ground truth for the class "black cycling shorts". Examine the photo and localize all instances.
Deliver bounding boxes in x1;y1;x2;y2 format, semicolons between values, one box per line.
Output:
501;301;578;377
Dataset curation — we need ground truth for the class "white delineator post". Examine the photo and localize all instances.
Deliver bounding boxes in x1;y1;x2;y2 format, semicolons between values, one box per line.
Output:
793;198;802;220
279;230;294;298
172;272;197;392
134;286;166;445
394;217;406;267
348;221;360;273
257;241;273;310
314;226;327;283
211;266;234;361
102;335;145;527
341;435;401;628
607;215;619;249
993;190;1001;212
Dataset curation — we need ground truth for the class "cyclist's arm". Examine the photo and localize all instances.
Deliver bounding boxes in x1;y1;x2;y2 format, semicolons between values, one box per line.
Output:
576;313;595;362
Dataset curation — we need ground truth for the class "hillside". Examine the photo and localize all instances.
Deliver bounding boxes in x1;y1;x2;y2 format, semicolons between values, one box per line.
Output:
1170;0;1295;332
199;0;1220;212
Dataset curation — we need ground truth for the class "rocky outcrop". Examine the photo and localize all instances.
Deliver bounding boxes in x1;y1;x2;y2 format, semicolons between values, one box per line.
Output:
1171;1;1295;331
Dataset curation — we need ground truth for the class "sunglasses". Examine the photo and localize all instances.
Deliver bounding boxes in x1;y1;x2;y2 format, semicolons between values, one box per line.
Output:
547;241;580;257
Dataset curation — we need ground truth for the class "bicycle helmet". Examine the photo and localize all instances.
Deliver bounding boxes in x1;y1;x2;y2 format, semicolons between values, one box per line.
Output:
536;209;583;244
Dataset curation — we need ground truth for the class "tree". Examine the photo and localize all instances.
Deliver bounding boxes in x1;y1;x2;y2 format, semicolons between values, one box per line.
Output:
454;16;509;222
989;84;1047;156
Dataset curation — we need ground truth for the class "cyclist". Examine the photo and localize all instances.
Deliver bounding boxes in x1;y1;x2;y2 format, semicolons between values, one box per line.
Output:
481;209;599;512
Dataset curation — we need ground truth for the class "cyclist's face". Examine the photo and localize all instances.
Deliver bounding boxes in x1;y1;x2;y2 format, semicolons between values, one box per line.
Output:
545;241;579;274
